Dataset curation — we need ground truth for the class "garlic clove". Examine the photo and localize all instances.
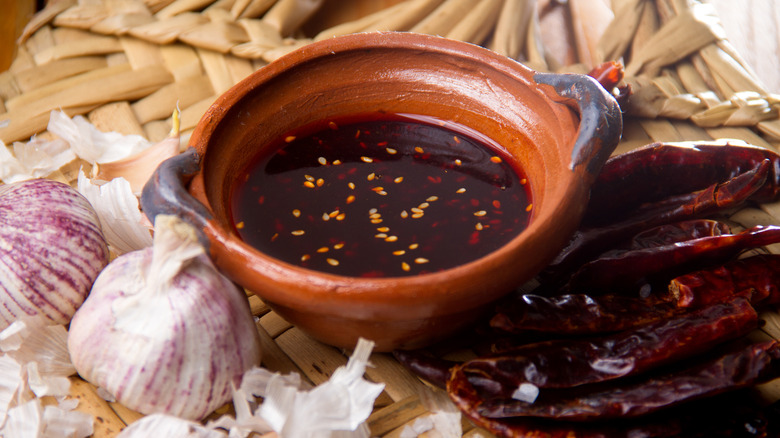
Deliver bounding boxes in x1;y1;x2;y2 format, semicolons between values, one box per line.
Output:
116;414;226;438
91;110;182;196
67;214;262;421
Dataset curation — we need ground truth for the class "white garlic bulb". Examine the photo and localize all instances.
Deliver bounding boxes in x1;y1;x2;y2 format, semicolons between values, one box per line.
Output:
67;215;262;421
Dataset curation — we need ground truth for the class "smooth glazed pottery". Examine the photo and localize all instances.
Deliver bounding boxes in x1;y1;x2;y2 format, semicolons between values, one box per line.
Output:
142;32;622;352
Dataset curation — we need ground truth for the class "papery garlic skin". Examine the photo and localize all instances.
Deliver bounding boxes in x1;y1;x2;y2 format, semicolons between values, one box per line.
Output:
0;179;110;330
67;216;262;421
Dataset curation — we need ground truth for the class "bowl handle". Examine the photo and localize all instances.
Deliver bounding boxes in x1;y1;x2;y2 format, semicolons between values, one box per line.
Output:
140;147;213;249
533;72;623;178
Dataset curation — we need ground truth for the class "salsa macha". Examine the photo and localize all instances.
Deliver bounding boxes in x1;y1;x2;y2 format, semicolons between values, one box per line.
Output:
230;112;532;277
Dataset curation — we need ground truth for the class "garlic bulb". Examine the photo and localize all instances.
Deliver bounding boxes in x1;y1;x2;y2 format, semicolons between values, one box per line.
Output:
67;214;262;421
0;179;109;330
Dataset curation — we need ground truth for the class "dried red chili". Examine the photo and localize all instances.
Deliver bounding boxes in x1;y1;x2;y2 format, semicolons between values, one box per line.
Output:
583;142;780;227
669;254;780;308
562;225;780;293
452;339;780;421
490;293;683;336
452;389;776;438
456;298;757;395
541;159;771;285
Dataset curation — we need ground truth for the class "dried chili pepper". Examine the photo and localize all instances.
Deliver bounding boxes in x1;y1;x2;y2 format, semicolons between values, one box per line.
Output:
452;389;775;438
562;225;780;293
457;298;756;403
391;350;455;390
541;159;771;285
453;339;780;421
584;142;780;227
668;254;780;308
587;61;630;107
627;219;731;249
490;293;684;336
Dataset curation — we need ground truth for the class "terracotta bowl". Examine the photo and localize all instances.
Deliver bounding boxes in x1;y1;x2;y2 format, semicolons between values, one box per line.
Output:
141;32;622;352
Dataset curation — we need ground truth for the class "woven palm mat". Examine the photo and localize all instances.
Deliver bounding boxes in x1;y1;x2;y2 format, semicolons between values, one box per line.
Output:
2;0;780;436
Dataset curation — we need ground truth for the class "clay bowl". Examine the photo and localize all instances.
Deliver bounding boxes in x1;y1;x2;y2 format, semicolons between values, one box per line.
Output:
141;32;622;352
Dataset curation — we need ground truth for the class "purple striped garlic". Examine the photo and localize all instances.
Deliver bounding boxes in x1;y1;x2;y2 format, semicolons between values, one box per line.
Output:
67;214;262;421
0;179;109;329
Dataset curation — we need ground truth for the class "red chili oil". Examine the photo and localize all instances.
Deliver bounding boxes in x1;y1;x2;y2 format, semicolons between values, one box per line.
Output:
230;113;532;277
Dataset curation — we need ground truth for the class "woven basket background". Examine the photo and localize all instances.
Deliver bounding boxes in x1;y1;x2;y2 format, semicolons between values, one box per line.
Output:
2;0;780;436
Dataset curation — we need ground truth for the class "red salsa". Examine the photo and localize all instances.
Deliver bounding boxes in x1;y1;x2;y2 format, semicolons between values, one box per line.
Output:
230;113;532;277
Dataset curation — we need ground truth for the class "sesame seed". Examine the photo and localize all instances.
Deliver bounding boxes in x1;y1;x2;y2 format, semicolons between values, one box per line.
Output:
454;159;462;166
474;210;487;217
316;178;325;187
393;250;406;256
400;210;409;218
285;135;296;143
303;181;315;188
490;156;502;163
328;121;338;130
292;209;301;217
371;218;383;224
475;223;484;231
305;175;315;181
409;243;419;250
385;235;398;242
369;208;378;214
415;258;429;264
402;262;411;271
318;157;328;165
414;146;424;154
367;173;376;181
377;190;388;196
453;135;460;143
327;258;339;266
361;156;373;163
394;176;404;183
372;186;385;192
291;230;305;236
375;233;388;239
348;182;356;190
334;242;345;249
236;221;245;229
322;213;330;221
418;202;430;209
301;254;310;261
377;227;390;232
336;213;346;221
369;213;382;219
332;160;342;165
317;247;329;253
346;195;355;204
526;203;533;212
456;188;466;193
411;207;424;214
426;196;439;202
412;213;424;219
271;233;279;242
520;178;528;185
386;147;397;154
329;210;340;218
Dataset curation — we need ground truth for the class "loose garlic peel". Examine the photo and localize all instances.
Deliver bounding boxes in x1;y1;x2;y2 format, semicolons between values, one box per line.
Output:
67;214;262;421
